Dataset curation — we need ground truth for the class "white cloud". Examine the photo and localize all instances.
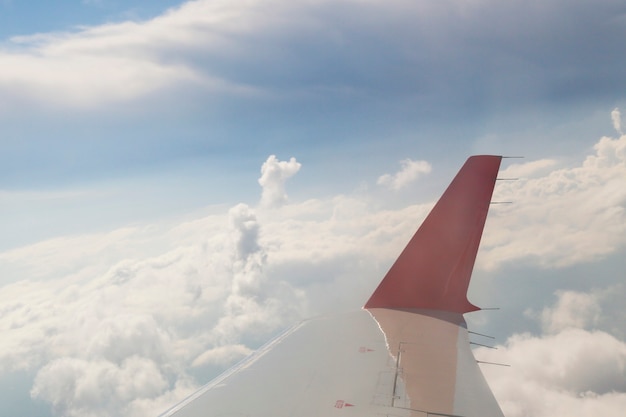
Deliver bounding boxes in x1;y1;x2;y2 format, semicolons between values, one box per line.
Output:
611;108;622;134
0;0;268;108
479;329;626;417
31;356;169;417
377;159;432;191
497;158;558;179
0;170;432;416
191;344;252;368
0;200;306;416
540;290;601;334
479;130;626;269
258;155;301;207
229;203;262;263
0;51;199;107
476;289;626;417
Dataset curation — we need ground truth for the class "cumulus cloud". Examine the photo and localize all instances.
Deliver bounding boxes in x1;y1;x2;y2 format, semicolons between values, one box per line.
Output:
258;155;301;207
229;204;262;263
479;124;626;269
215;202;305;344
0;198;304;416
31;356;169;417
539;290;602;334
476;289;626;417
377;159;432;191
0;152;435;417
479;329;626;417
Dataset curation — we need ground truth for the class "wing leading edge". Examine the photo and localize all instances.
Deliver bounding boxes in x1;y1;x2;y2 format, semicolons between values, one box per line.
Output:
160;155;505;417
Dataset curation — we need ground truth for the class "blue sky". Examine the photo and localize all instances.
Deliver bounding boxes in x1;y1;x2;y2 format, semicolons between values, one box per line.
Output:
1;1;626;416
0;1;183;37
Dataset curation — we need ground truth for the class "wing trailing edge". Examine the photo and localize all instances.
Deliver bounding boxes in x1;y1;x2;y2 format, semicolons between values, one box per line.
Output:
364;155;502;313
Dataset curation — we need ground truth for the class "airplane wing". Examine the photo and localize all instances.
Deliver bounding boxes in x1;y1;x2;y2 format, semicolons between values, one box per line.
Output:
160;155;505;417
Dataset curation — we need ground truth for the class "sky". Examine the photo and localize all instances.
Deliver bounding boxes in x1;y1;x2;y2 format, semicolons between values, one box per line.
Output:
1;0;625;416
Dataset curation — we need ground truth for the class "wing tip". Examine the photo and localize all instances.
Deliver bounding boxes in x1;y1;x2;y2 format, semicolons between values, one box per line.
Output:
364;155;502;314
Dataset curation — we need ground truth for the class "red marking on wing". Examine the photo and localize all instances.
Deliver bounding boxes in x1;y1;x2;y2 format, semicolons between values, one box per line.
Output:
358;346;374;353
364;155;502;313
334;400;354;409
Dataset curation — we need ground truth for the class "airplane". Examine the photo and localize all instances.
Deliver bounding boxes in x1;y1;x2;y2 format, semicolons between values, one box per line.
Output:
160;155;505;417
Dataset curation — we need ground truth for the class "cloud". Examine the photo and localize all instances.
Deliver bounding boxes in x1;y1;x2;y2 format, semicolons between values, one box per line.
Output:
539;290;602;334
479;329;626;417
191;344;252;368
3;0;626;195
476;288;626;417
0;198;305;416
479;126;626;269
0;0;262;108
229;203;262;263
2;111;626;416
2;0;626;111
497;159;558;179
258;155;301;207
377;159;432;191
0;155;435;416
31;356;169;417
611;108;622;134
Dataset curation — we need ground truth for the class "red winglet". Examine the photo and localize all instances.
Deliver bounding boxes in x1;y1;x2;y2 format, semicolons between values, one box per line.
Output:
364;155;502;313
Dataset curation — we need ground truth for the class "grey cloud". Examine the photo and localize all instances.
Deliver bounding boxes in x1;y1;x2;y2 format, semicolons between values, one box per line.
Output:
187;0;626;106
3;0;625;109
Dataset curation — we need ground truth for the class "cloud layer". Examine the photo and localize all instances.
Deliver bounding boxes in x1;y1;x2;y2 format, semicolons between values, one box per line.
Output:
2;115;626;416
2;0;626;110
